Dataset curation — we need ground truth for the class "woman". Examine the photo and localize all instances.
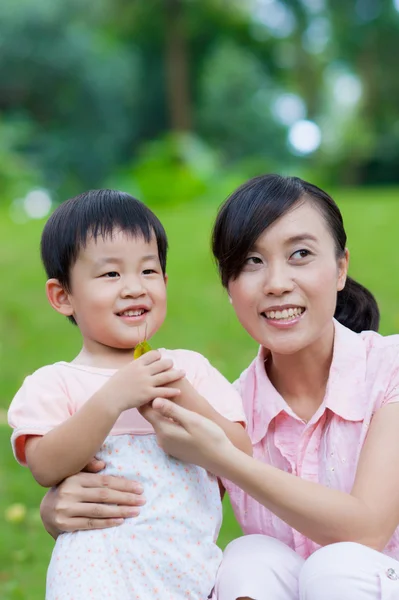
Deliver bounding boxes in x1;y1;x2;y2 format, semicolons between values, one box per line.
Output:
41;175;399;599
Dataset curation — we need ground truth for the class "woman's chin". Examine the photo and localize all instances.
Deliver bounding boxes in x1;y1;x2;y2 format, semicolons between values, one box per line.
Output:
259;331;310;356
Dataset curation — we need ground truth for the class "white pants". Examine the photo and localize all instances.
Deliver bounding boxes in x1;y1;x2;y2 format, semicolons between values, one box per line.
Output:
213;535;399;599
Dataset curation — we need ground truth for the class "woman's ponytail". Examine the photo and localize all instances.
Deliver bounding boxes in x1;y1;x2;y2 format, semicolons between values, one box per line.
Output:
335;276;380;333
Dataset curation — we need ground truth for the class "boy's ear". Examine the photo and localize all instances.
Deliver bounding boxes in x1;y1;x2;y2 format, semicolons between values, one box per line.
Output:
45;279;74;317
164;273;168;286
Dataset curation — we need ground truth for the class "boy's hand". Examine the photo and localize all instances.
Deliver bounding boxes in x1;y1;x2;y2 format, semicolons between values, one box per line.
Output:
102;350;185;414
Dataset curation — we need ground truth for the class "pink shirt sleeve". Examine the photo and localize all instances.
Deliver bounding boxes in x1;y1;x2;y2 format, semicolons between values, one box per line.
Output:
8;366;74;465
161;349;246;425
376;344;399;408
384;368;399;405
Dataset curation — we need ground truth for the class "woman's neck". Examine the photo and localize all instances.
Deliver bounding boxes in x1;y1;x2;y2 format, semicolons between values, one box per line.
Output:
266;322;335;422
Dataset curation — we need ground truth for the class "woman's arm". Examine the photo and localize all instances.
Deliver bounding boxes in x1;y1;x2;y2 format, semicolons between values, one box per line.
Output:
145;398;399;551
40;459;146;539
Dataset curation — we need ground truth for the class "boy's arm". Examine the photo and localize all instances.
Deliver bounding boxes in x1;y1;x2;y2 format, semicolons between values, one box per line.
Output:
25;352;185;488
172;378;252;456
25;386;121;488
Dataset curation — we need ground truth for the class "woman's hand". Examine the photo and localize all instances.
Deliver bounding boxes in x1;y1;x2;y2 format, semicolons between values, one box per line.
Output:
140;398;235;475
40;458;146;539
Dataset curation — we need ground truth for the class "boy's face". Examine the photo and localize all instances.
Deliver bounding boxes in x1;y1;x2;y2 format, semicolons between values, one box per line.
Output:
65;229;167;355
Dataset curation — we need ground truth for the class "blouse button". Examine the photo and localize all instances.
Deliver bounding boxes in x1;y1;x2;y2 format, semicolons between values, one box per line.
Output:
386;568;399;580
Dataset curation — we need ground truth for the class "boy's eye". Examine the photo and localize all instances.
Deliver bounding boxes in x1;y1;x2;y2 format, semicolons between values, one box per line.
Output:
291;249;311;260
143;269;156;275
103;271;119;278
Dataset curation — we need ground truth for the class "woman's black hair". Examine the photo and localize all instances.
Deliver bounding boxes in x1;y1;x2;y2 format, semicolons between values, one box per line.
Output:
212;174;379;333
41;189;168;324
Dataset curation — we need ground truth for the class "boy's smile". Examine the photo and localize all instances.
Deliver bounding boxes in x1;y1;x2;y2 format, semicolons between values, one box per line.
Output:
62;229;167;365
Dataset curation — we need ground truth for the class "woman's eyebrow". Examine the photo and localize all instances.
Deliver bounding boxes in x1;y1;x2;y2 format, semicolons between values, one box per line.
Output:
251;233;318;252
285;234;318;245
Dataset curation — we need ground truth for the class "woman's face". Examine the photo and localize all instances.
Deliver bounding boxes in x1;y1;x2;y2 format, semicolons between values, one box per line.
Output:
228;200;348;355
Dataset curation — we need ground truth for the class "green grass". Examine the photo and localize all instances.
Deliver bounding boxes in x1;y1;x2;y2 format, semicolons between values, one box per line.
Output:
1;186;399;598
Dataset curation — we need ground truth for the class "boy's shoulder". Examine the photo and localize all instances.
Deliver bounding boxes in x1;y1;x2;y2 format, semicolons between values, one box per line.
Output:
158;348;213;376
29;361;66;374
17;361;76;394
159;347;207;361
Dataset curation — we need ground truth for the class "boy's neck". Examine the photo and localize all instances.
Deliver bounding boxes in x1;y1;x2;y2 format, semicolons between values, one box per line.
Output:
72;344;138;369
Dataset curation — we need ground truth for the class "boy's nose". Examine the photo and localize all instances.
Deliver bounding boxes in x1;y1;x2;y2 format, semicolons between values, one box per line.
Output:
120;279;146;298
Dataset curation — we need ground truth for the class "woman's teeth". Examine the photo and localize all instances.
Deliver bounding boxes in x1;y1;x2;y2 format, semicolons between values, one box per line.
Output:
264;307;304;320
120;309;145;317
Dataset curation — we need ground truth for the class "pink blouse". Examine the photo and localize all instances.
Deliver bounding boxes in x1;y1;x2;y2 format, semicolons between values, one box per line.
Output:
223;319;399;559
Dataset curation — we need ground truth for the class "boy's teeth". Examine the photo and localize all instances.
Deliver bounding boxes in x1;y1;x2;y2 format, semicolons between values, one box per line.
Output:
121;309;145;317
264;307;304;320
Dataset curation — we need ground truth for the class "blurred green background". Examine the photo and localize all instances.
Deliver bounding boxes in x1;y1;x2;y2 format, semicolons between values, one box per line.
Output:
1;0;399;597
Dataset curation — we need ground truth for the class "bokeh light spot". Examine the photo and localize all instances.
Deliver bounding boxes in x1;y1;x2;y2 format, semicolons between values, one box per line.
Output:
288;120;321;154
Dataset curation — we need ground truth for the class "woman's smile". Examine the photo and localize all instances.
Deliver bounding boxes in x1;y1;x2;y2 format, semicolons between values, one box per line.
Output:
262;305;306;328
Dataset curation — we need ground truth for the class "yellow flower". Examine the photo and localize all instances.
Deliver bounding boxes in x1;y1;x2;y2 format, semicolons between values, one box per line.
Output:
5;503;27;523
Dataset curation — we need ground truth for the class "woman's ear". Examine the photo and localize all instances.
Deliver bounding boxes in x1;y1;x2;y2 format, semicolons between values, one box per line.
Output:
45;279;74;317
337;249;349;292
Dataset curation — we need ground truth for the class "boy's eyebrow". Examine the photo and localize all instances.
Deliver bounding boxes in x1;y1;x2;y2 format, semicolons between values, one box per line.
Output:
141;254;159;261
94;257;122;266
94;254;159;266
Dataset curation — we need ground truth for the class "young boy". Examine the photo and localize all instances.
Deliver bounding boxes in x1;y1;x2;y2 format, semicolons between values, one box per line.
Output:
8;189;250;600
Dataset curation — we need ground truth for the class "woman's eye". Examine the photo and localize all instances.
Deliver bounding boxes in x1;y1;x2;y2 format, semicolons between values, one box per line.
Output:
103;271;119;278
291;249;311;260
245;256;263;265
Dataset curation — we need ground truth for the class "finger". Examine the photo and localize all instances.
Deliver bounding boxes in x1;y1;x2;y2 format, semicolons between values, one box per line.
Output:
138;403;152;421
153;369;185;386
69;501;142;519
138;350;162;365
78;487;146;507
153;387;182;399
83;458;105;473
152;398;196;429
148;358;174;374
66;472;144;494
140;404;159;427
65;517;126;532
139;404;181;430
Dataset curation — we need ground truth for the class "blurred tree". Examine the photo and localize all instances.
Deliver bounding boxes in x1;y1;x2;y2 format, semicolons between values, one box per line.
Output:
0;0;140;194
1;0;399;200
0;118;41;202
164;0;192;131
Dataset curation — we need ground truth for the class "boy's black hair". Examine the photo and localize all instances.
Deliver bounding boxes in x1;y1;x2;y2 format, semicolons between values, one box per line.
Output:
41;189;168;323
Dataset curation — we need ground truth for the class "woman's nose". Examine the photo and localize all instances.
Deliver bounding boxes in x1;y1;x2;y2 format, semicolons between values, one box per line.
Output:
263;264;294;296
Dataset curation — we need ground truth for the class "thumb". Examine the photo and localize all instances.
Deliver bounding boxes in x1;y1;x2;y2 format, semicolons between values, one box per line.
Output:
152;398;195;430
139;403;161;427
83;457;105;473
